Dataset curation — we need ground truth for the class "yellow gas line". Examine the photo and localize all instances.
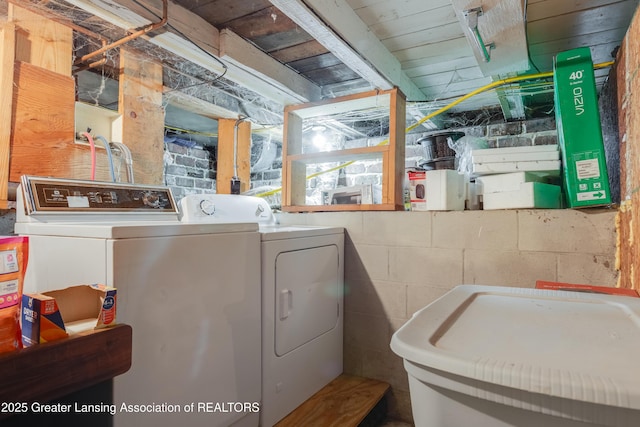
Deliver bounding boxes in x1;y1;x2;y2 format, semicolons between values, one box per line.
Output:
255;61;615;198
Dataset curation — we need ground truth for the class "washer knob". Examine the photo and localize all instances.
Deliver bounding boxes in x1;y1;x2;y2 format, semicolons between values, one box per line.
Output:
199;199;216;215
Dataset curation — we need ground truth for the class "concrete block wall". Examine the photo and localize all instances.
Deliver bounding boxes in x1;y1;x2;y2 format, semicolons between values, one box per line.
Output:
163;141;216;202
275;208;618;423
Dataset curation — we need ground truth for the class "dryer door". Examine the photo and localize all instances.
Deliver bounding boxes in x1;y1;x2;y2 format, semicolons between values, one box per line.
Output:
275;244;340;356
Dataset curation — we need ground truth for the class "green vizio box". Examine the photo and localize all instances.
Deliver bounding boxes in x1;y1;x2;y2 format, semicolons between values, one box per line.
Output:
553;47;611;208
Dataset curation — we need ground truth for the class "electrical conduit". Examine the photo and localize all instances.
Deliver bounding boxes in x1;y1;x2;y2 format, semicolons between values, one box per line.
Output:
232;117;248;194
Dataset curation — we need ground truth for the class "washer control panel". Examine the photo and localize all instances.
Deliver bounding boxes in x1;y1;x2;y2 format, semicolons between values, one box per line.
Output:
21;176;177;213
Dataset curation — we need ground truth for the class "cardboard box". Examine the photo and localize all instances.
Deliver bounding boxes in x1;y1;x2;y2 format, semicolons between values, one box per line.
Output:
22;284;116;347
472;160;561;175
426;170;466;211
472;145;560;164
21;293;67;346
553;47;611;208
535;280;639;297
408;171;427;211
482;182;561;210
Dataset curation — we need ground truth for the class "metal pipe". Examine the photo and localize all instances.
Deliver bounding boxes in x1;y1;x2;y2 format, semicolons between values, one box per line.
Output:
464;7;493;63
72;57;108;74
75;0;168;64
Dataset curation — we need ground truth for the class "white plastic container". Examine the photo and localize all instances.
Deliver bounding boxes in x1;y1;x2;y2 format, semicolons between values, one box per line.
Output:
425;170;466;211
391;285;640;427
476;171;548;194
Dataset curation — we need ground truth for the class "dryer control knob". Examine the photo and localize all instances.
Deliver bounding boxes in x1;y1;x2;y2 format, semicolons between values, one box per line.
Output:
199;199;216;215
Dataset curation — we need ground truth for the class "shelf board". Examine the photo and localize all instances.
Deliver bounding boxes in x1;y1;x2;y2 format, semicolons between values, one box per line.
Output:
275;374;390;427
282;203;400;212
287;145;389;164
0;324;132;412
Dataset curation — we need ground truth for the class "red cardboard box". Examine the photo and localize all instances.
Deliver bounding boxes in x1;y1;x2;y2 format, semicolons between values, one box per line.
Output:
535;280;639;297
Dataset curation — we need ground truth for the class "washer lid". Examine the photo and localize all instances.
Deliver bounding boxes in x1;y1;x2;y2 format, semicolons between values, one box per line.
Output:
391;285;640;409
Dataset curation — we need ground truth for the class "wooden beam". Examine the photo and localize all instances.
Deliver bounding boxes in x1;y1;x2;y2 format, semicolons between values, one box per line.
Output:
163;89;240;121
118;47;164;185
220;29;321;103
270;0;427;101
0;23;15;208
217;119;252;194
9;62;75;182
9;3;75;187
388;88;406;209
66;0;320;105
107;0;220;57
615;7;640;291
9;4;72;75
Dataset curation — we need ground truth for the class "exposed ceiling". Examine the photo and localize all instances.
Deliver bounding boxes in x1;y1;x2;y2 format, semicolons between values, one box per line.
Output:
168;0;636;118
11;0;638;141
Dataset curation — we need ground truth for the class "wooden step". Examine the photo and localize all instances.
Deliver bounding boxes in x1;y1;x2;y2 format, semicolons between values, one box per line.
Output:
275;374;390;427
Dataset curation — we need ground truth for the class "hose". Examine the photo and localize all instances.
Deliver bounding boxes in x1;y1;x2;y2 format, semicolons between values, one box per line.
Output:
109;141;135;183
94;135;117;182
81;131;96;180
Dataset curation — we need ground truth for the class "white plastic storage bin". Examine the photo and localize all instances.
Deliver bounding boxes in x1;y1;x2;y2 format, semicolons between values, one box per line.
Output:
391;285;640;427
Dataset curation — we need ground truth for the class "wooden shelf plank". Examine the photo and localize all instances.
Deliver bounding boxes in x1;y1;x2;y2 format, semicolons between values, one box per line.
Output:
282;203;397;212
287;145;389;164
0;324;132;411
0;23;15;206
275;374;390;427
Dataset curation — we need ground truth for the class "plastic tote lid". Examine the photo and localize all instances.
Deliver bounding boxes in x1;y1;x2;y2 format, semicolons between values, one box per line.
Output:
391;285;640;409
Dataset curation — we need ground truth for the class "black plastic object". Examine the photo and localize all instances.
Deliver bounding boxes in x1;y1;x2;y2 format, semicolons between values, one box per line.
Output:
230;177;241;194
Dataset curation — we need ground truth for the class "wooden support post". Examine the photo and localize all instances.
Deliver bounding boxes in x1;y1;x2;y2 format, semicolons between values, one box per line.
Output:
8;6;75;183
9;62;75;182
282;111;304;206
118;47;165;185
387;88;406;210
0;23;15;209
217;118;251;194
616;8;640;292
9;4;72;75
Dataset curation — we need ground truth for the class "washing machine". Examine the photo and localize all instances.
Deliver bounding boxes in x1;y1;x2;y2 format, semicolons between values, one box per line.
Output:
179;195;344;426
15;176;262;427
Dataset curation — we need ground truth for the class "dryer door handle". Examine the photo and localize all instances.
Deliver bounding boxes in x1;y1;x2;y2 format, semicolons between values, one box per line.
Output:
279;289;292;320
